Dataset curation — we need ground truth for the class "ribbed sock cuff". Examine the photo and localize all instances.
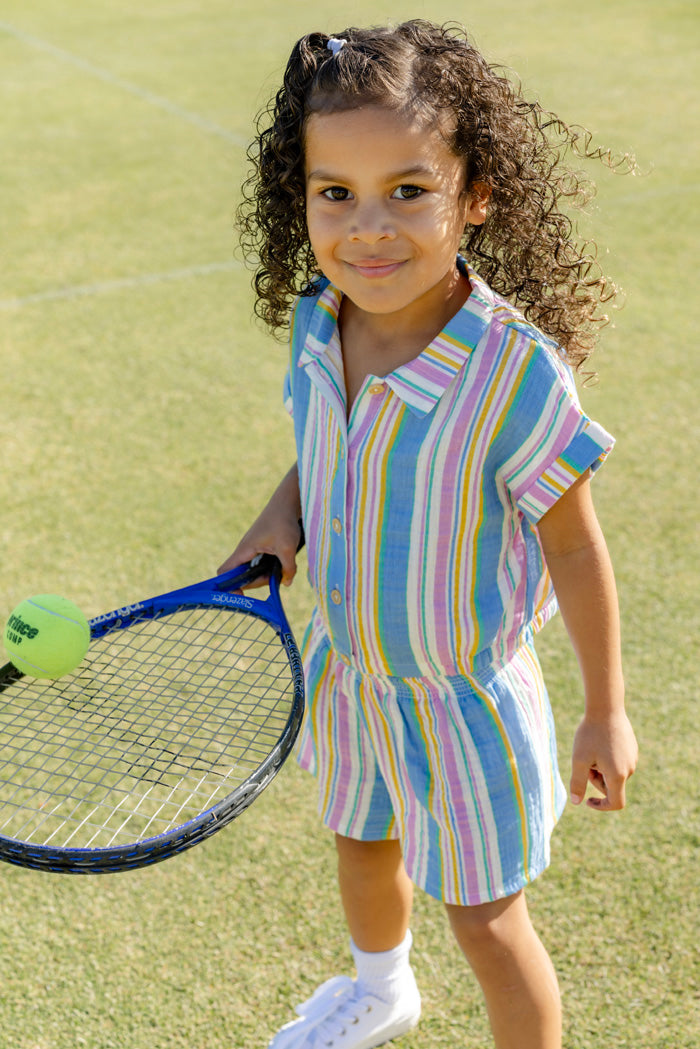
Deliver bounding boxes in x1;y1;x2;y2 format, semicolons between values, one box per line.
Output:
350;930;414;1002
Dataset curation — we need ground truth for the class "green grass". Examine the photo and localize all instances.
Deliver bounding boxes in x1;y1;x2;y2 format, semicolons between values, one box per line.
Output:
1;1;698;1046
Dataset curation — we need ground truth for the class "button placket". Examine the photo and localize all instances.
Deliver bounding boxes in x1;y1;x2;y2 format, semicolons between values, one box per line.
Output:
324;427;351;660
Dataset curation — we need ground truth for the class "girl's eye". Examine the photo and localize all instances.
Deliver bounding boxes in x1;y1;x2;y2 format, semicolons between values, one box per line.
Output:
322;187;351;201
392;185;424;200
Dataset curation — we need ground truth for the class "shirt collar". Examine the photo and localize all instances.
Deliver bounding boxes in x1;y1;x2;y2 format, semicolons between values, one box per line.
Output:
298;257;495;417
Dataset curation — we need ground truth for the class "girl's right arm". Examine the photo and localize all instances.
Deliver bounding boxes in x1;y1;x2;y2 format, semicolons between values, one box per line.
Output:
217;462;303;587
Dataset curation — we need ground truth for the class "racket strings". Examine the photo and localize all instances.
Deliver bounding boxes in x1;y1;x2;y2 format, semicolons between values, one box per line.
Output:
0;606;296;850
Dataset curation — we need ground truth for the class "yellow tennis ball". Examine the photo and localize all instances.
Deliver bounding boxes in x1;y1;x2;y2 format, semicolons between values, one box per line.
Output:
3;595;90;679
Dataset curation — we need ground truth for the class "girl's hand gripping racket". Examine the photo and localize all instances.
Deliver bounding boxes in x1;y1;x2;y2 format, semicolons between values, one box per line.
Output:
0;555;304;874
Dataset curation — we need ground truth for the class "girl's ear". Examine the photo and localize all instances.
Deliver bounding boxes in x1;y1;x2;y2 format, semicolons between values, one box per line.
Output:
465;181;491;226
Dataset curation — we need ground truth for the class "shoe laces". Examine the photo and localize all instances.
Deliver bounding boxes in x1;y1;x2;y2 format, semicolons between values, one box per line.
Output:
315;994;374;1046
295;977;377;1047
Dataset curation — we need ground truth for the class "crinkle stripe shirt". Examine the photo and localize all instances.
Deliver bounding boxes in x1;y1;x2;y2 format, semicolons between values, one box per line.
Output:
284;259;614;680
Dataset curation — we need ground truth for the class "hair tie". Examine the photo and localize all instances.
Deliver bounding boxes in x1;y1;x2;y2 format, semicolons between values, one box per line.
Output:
326;37;346;56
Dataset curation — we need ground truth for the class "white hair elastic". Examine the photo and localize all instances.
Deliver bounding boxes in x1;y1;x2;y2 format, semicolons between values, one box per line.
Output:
326;37;346;56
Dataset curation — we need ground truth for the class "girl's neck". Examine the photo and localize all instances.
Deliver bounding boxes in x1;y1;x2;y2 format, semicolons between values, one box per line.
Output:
338;265;471;357
338;269;472;412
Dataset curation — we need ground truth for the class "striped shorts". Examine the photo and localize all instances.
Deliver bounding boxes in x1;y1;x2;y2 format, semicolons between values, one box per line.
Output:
296;616;567;906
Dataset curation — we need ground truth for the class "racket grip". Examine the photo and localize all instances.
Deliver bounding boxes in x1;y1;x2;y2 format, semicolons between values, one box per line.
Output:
220;522;303;592
250;552;283;582
251;523;304;584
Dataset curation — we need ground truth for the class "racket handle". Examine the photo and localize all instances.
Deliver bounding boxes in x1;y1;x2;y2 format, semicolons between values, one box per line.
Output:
249;520;304;580
217;522;303;592
250;552;283;582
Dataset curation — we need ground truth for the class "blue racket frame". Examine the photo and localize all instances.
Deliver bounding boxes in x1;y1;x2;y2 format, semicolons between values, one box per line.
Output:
0;556;304;874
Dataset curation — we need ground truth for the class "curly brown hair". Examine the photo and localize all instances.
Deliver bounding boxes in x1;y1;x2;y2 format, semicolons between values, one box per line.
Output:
237;20;633;372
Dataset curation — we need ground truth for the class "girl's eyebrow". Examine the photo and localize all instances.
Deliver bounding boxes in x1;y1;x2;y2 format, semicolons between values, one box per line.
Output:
307;164;436;183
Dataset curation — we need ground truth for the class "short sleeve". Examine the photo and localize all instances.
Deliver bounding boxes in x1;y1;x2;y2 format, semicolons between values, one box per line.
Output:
283;287;324;420
501;343;615;526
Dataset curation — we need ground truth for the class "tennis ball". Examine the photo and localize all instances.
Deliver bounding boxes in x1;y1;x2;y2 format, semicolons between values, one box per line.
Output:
3;595;90;679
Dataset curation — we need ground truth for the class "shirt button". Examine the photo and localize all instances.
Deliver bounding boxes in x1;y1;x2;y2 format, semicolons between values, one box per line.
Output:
368;382;385;395
332;518;343;534
331;589;343;605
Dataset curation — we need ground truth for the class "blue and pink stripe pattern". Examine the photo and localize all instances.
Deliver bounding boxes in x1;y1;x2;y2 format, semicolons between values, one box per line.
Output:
284;258;613;903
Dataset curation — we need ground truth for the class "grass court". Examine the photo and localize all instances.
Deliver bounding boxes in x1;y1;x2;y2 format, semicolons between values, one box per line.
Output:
0;1;698;1045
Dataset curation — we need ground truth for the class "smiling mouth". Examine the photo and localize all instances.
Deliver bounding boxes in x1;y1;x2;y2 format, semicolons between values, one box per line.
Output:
347;259;406;278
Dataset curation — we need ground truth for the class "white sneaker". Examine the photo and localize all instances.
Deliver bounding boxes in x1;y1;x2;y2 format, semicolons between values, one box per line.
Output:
267;973;421;1049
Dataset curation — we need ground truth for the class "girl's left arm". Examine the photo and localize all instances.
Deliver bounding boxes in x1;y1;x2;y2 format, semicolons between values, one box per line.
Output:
536;472;638;811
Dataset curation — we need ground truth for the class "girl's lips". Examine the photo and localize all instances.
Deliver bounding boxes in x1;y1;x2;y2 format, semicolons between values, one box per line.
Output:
347;259;405;278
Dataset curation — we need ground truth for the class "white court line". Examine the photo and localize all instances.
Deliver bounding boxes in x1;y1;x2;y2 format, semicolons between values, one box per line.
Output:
0;19;248;146
0;261;242;309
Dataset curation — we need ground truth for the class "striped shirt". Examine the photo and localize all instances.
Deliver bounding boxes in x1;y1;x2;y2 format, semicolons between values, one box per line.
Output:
284;258;613;679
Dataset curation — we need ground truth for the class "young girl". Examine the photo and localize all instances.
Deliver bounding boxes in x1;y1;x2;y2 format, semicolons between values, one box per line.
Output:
220;21;638;1049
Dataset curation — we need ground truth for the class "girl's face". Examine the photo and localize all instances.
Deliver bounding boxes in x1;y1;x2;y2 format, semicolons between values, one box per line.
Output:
304;105;487;329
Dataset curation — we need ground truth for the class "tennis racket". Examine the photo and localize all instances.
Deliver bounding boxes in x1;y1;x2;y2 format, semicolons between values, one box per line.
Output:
0;555;304;874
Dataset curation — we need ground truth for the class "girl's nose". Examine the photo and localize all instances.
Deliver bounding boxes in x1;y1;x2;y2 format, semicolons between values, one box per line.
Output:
348;201;396;244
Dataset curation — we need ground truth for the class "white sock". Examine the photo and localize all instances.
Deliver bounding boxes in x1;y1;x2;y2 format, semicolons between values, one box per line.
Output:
350;930;416;1004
